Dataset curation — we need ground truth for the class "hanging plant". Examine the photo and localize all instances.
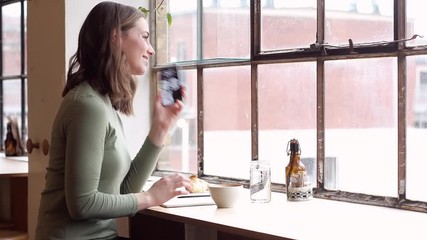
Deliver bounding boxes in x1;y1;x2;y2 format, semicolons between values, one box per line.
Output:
139;0;172;26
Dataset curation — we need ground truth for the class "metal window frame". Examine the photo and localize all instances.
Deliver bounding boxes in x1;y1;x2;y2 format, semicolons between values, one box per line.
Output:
0;0;27;150
151;0;427;213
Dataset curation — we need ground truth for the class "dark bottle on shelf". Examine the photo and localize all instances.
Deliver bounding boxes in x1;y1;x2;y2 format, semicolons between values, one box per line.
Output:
5;122;18;156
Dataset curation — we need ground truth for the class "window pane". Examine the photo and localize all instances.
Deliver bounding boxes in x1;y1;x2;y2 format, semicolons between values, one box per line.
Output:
407;55;427;201
156;0;197;64
156;0;250;65
203;66;251;178
3;2;25;76
3;79;23;141
261;0;316;51
258;62;317;185
157;69;198;173
218;0;247;8
325;0;393;46
325;58;397;196
203;2;250;59
407;0;427;46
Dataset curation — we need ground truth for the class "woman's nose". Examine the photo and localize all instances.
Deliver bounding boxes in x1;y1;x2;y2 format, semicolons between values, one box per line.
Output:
148;44;155;56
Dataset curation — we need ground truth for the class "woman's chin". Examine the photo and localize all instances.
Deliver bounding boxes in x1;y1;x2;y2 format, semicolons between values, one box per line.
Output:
131;67;147;76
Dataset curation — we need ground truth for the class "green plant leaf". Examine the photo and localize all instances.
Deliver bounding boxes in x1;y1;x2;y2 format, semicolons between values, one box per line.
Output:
138;4;172;27
167;12;172;26
138;7;149;18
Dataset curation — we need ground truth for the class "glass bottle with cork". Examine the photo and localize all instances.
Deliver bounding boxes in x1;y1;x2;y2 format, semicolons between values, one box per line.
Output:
285;138;312;201
4;122;17;156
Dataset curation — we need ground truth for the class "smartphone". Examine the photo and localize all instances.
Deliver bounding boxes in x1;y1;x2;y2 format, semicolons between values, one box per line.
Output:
160;65;184;106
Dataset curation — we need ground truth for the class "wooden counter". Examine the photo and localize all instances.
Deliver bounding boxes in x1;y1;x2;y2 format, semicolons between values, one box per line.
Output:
131;189;427;240
0;155;28;177
0;155;28;232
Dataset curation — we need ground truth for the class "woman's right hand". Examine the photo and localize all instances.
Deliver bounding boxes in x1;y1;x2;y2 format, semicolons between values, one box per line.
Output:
148;93;185;147
135;173;192;210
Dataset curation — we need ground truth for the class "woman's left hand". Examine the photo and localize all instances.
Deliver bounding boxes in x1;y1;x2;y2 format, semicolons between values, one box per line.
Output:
148;93;184;146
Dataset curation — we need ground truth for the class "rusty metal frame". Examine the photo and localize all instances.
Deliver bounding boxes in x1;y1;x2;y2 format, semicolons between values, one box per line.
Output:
150;0;427;213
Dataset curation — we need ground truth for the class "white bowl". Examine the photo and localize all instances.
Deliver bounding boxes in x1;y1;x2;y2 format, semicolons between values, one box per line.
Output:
208;183;243;208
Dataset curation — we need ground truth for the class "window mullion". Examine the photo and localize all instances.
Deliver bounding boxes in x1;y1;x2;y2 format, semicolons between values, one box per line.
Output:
397;55;406;202
197;0;203;176
20;0;26;141
316;60;325;191
251;0;260;161
315;0;326;192
397;0;407;202
316;0;325;45
197;67;204;176
251;0;260;58
251;63;258;160
197;0;202;60
0;5;3;150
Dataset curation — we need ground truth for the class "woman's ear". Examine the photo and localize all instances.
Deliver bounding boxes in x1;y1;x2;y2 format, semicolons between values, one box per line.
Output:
111;28;119;45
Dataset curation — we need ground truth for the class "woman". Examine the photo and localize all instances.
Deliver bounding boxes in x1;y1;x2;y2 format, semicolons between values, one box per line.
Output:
35;2;192;239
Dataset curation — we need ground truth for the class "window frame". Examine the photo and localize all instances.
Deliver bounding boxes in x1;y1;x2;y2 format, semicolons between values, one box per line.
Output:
0;0;27;151
150;0;427;213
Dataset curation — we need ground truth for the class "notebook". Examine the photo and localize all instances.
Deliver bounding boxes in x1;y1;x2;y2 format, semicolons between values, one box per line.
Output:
161;193;216;208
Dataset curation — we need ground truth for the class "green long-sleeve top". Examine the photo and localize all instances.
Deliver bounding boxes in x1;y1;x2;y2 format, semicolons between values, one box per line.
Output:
35;82;161;240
